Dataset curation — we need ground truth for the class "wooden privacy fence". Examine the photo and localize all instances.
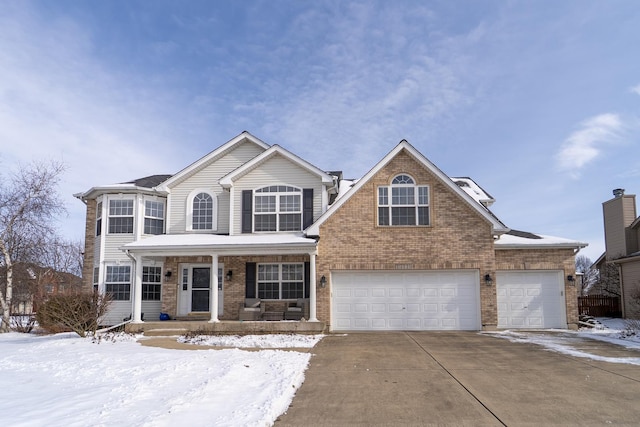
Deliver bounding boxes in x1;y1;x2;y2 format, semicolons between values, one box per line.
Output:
578;295;621;317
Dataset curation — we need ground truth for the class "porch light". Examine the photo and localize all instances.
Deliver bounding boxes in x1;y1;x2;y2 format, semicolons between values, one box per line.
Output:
484;274;493;285
567;275;575;283
226;270;233;281
164;271;172;278
320;275;326;288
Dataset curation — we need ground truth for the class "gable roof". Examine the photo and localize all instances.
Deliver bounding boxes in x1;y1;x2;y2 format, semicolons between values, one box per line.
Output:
305;139;510;236
157;131;270;190
219;144;334;188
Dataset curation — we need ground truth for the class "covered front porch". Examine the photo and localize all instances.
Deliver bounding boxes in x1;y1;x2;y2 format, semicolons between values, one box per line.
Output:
121;233;323;328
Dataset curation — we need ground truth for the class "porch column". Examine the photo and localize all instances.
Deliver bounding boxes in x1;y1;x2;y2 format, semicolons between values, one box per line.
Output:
209;254;219;323
132;254;143;323
309;251;318;322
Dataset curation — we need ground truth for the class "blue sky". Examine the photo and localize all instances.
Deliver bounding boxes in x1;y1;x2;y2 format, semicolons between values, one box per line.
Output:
2;0;639;262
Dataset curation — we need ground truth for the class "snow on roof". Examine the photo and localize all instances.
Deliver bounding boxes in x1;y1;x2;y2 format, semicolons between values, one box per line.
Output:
122;233;317;255
333;179;358;203
495;231;587;249
450;177;494;207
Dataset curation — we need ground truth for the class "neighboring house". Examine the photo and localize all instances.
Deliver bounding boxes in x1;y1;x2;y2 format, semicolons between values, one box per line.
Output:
0;263;82;314
75;131;587;330
597;189;640;318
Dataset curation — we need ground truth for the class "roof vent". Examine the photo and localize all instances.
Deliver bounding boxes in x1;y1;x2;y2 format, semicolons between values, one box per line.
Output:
613;188;625;197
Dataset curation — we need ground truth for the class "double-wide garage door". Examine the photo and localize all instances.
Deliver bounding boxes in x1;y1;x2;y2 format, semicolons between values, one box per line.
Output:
331;270;481;331
496;271;566;329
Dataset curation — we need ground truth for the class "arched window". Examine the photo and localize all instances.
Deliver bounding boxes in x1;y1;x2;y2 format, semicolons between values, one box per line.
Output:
191;192;214;230
378;174;429;226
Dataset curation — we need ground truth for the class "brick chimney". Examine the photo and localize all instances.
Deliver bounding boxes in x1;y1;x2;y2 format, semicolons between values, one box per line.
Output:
602;189;637;259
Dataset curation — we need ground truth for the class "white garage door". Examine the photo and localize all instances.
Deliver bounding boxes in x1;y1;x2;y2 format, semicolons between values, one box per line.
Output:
496;271;566;329
331;270;481;331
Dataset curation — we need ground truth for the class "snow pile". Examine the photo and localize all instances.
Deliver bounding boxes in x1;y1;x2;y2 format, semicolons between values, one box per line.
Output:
487;318;640;365
178;333;324;348
0;332;314;426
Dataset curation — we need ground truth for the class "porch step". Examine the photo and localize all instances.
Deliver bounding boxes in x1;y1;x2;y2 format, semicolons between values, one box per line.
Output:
127;320;326;335
143;328;189;337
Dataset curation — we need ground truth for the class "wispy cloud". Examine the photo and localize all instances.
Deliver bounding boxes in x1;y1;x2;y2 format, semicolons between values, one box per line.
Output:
631;84;640;96
556;113;624;178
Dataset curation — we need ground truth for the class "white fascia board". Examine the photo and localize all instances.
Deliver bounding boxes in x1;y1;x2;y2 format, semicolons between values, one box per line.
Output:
121;239;317;257
494;242;588;250
157;131;270;191
74;185;168;201
306;140;509;236
219;144;333;188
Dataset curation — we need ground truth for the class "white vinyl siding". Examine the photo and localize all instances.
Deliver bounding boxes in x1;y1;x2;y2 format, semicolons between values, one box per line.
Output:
168;142;264;234
232;154;324;235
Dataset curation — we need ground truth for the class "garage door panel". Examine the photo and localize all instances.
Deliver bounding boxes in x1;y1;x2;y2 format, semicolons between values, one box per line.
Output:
497;271;566;329
332;270;480;331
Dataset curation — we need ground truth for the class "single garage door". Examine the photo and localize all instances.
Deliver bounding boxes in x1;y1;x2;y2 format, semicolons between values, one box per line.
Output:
496;271;566;329
331;270;481;331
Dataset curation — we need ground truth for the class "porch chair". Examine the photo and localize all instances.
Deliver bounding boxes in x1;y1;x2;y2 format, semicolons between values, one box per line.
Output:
284;298;309;320
238;298;264;321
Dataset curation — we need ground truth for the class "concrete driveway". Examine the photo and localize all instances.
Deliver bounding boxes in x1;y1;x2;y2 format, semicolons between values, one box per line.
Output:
275;332;640;426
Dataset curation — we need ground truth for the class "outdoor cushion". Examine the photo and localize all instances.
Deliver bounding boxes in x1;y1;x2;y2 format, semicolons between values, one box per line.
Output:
288;307;302;312
245;298;261;308
244;307;261;312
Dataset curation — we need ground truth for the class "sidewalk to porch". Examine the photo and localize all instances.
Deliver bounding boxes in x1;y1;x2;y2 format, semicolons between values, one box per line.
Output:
126;320;326;336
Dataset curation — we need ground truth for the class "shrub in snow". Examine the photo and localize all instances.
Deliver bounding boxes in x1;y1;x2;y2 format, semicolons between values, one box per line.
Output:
10;315;37;333
36;291;111;337
621;319;640;339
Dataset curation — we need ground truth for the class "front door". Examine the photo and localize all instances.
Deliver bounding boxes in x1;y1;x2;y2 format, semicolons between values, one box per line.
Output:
178;265;224;316
191;267;210;312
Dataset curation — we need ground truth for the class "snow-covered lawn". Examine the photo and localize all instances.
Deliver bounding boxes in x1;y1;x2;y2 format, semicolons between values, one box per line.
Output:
487;318;640;365
2;319;640;426
0;332;322;427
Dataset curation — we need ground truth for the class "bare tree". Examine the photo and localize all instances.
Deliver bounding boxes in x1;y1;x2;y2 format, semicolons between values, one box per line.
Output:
575;255;598;296
0;161;66;332
590;262;621;297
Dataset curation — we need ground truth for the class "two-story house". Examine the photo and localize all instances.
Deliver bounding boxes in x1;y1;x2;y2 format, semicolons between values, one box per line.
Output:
76;131;587;330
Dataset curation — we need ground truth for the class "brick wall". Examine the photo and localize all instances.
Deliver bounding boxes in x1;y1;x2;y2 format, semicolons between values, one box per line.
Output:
317;149;498;327
162;254;309;320
81;199;96;292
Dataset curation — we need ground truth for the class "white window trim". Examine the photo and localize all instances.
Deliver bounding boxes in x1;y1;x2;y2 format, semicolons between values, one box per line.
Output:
143;199;166;235
107;195;136;235
186;189;218;232
104;263;132;301
377;174;430;226
256;262;305;300
141;264;163;301
252;185;303;233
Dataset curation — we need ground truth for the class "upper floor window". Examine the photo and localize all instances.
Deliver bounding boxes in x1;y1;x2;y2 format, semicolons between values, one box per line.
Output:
254;185;302;232
191;192;214;230
105;265;130;301
378;174;430;226
144;201;164;235
108;199;134;234
96;202;103;236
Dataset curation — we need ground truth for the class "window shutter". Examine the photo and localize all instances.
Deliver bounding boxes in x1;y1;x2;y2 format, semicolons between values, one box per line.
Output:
304;261;310;297
303;188;314;228
242;190;252;233
245;262;256;298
